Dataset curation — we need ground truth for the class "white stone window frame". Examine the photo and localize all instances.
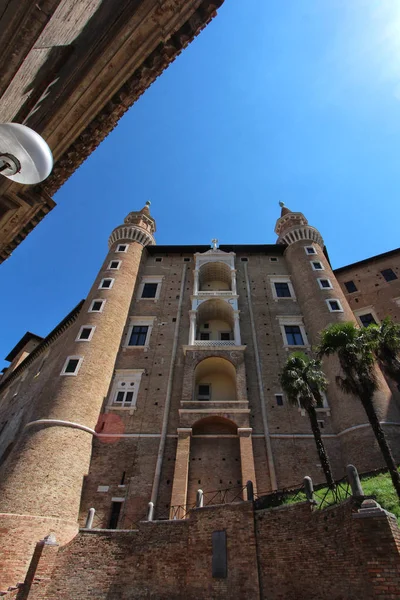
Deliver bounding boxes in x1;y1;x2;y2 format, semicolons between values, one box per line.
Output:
270;276;296;301
124;317;155;349
107;260;121;271
317;278;333;290
275;393;284;406
89;299;106;313
311;261;324;271
116;244;128;253
137;275;164;301
278;316;310;348
107;369;145;411
304;246;317;256
99;278;115;290
354;306;380;327
326;298;344;313
60;355;84;376
76;325;96;342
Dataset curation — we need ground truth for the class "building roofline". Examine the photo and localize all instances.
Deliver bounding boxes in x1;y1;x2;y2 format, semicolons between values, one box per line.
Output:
333;247;400;274
146;244;287;254
5;332;44;363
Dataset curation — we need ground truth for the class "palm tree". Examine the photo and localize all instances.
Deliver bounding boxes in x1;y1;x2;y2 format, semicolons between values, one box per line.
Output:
365;317;400;387
318;321;400;499
280;351;335;489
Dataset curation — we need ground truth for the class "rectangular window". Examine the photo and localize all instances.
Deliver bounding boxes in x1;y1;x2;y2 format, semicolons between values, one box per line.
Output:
76;326;95;342
114;389;135;406
359;313;376;327
344;280;357;293
141;282;158;298
270;257;278;262
108;260;121;270
155;257;163;262
183;257;191;262
274;282;291;298
99;278;114;289
220;332;231;341
275;394;284;406
89;299;105;312
108;501;123;529
305;246;317;255
116;244;128;253
200;332;210;340
381;268;397;282
318;279;332;289
241;257;248;262
311;261;324;271
284;325;304;346
327;299;343;312
61;356;83;376
128;325;149;346
109;369;144;409
198;384;211;400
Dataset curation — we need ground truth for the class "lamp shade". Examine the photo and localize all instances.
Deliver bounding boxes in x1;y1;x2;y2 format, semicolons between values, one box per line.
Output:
0;123;53;184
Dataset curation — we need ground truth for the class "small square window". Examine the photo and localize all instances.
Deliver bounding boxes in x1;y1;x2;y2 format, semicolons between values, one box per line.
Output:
284;325;304;346
220;332;231;341
381;268;397;282
274;282;291;298
76;326;95;342
344;280;357;293
305;246;317;255
270;257;278;262
141;283;158;298
198;384;211;400
183;257;191;262
275;394;284;406
317;420;325;429
89;299;105;312
311;261;324;271
318;279;332;289
155;257;163;262
108;260;121;270
241;257;248;262
99;278;114;289
200;332;210;340
327;299;343;312
203;323;209;329
359;313;377;327
116;244;128;253
61;356;83;376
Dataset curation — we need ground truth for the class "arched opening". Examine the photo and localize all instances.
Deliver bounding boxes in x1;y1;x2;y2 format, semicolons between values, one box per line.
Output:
187;416;242;506
196;299;234;344
199;262;232;291
194;356;237;402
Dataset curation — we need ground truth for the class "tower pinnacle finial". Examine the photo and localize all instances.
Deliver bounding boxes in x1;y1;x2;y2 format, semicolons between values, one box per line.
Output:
211;238;218;250
279;201;285;208
146;200;151;207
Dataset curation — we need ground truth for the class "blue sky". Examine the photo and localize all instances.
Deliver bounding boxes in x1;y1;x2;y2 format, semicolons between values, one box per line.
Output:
1;0;400;367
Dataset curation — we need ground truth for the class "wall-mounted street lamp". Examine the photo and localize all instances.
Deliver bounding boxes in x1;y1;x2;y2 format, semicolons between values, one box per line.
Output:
0;123;53;184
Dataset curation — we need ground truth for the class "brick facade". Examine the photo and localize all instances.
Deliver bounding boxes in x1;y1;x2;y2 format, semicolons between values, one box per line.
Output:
0;204;399;592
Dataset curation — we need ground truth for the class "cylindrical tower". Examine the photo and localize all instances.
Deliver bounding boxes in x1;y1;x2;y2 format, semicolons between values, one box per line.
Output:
275;203;397;466
0;203;156;590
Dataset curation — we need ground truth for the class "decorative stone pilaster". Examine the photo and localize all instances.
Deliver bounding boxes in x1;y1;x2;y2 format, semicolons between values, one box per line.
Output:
231;269;237;295
238;428;257;500
189;311;197;345
170;428;192;519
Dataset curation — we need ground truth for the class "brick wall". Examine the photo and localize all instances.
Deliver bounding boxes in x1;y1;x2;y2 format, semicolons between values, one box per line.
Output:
18;499;400;599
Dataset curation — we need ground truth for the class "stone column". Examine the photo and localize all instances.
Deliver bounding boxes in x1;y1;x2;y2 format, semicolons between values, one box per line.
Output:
170;428;192;519
238;428;257;500
193;270;199;295
233;310;241;345
189;311;197;345
231;269;237;295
